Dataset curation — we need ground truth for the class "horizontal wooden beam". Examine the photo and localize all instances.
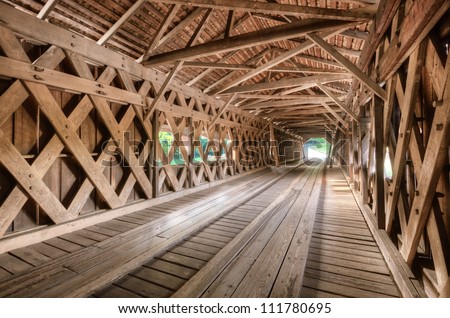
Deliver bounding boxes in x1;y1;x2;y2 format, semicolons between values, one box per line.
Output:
0;55;260;132
222;73;353;94
236;93;343;101
0;166;268;255
182;61;347;74
240;96;333;109
144;19;353;66
0;3;265;124
150;0;375;20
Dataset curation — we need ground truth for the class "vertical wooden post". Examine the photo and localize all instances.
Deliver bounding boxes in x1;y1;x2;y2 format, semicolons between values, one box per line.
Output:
187;116;194;188
269;122;279;167
327;130;334;168
359;107;369;204
372;95;385;229
351;120;359;189
152;109;160;198
348;124;354;181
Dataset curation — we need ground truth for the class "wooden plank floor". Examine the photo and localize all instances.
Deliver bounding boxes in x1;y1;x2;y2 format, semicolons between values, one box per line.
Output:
94;165;310;298
0;165;301;297
300;168;401;298
0;165;402;298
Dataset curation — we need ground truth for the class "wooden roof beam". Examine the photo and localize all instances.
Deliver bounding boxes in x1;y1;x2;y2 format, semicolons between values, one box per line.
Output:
182;61;348;74
140;4;181;63
307;32;387;100
144;19;355;66
185;13;253;86
144;8;212;120
37;0;60;20
341;29;369;40
150;0;375;20
317;83;358;121
221;73;353;94
235;93;342;101
97;0;147;45
240;96;334;109
156;8;204;52
295;54;344;68
203;47;272;93
211;22;357;95
321;102;348;128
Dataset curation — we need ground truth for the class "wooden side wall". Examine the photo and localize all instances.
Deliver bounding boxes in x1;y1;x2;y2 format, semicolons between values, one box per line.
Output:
343;0;450;297
0;8;285;242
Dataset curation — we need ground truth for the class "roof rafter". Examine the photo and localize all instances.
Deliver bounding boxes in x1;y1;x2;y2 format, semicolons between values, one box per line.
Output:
307;32;387;100
144;19;356;67
210;23;357;95
149;0;375;21
97;0;147;45
221;73;353;94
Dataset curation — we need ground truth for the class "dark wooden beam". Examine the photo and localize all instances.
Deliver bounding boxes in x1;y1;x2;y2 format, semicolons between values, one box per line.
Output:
372;95;385;229
149;0;375;20
144;19;355;66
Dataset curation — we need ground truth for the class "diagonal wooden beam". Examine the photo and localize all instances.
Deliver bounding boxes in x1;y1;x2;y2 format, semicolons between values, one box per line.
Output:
97;0;146;45
149;0;375;20
140;4;181;62
400;54;450;265
36;0;60;20
0;91;97;236
24;80;123;208
67;52;154;199
156;8;204;51
0;33;125;209
144;61;184;120
144;19;355;66
320;102;348;128
186;51;237;87
0;131;69;223
224;10;235;38
204;48;271;93
144;8;212;120
0;28;112;235
211;24;355;94
317;83;358;121
385;42;427;233
378;0;449;81
210;94;237;127
307;32;387;100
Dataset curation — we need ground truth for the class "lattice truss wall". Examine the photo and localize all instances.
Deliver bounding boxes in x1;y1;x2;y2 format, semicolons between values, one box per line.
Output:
0;10;294;239
343;0;450;297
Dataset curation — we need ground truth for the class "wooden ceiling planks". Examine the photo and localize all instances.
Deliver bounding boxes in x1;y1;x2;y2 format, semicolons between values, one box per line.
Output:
1;0;376;135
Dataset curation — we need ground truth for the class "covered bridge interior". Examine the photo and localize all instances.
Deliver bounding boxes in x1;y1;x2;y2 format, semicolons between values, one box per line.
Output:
0;0;449;298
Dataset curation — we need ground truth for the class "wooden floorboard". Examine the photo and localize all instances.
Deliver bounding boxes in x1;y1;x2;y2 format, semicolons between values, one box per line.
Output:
302;168;400;298
0;164;403;298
